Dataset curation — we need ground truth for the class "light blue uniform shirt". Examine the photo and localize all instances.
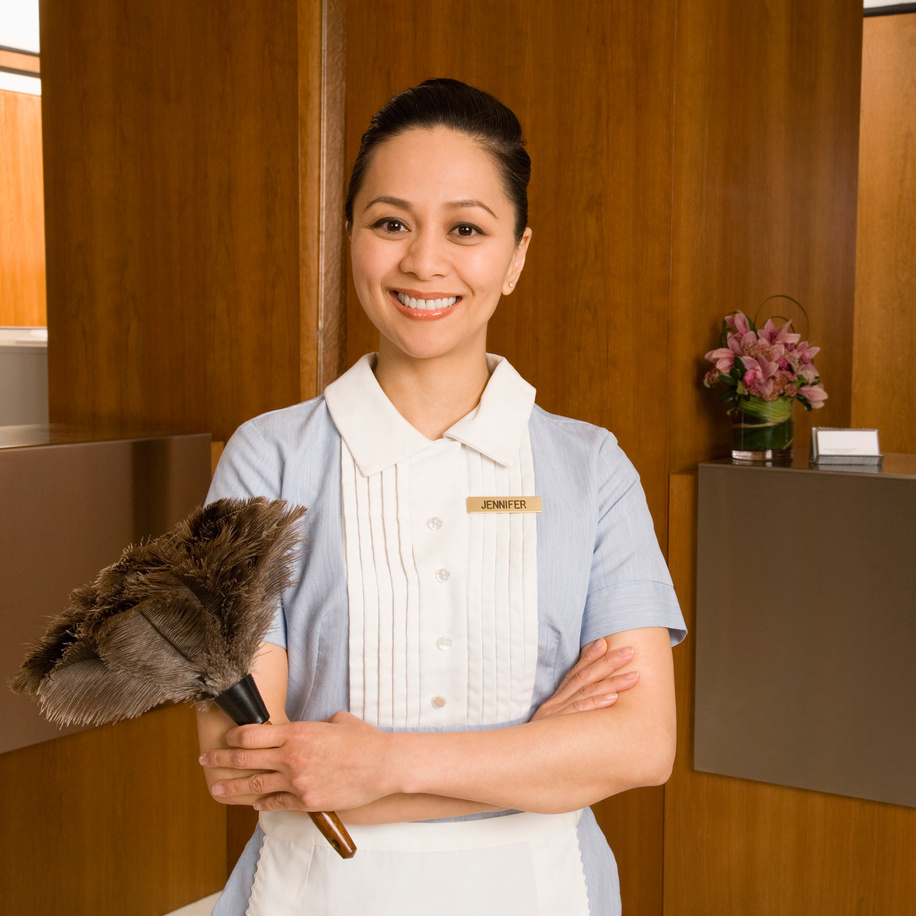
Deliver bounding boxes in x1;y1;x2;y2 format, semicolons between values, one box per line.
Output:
207;356;686;915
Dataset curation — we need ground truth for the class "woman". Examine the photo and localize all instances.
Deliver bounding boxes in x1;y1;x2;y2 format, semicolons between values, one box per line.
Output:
199;78;686;915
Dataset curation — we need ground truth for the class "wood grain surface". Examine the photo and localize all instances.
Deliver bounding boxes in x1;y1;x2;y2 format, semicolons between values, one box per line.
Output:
41;0;315;441
853;13;916;452
0;706;224;916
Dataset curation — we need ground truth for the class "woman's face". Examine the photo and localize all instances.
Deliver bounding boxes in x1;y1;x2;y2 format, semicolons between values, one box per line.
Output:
349;126;531;365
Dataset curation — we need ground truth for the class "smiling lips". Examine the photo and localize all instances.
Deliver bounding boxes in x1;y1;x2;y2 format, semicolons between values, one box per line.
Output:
393;291;460;319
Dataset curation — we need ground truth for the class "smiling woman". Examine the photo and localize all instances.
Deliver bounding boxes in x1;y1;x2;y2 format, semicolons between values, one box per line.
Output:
198;78;686;916
348;126;531;426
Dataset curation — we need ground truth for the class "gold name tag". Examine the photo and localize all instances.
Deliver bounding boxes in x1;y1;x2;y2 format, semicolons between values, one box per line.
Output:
466;496;542;514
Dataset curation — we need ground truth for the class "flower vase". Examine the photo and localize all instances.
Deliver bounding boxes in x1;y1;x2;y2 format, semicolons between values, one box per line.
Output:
731;396;794;462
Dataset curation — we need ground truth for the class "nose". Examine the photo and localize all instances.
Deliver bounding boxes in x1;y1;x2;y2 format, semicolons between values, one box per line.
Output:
399;229;449;280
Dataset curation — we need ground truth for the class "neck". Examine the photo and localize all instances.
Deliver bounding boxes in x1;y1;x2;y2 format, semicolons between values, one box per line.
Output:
373;345;491;440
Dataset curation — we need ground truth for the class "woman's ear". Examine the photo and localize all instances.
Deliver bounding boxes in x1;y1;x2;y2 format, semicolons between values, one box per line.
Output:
503;228;532;295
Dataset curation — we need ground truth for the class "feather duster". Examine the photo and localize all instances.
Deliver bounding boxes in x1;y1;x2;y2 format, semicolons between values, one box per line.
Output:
10;496;355;858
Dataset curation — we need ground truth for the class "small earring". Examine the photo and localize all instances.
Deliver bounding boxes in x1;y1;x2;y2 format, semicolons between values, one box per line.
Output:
508;281;514;288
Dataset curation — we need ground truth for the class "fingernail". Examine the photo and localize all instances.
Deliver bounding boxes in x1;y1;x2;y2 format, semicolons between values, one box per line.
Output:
620;671;639;683
614;646;635;658
211;783;225;797
198;754;209;766
603;694;618;703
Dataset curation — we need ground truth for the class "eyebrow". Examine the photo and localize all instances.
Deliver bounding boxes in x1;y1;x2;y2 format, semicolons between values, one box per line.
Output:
363;196;498;219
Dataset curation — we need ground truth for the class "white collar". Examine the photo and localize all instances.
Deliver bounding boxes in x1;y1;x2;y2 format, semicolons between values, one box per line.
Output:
324;354;536;476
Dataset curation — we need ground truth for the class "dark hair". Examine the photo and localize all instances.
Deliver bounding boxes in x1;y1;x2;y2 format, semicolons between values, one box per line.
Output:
345;78;531;242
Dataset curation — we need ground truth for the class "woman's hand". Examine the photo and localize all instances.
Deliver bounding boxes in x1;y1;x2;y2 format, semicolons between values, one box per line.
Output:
531;638;638;721
200;710;393;814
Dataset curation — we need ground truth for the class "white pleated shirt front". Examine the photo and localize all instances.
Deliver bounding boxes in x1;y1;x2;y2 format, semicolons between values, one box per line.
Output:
324;354;540;730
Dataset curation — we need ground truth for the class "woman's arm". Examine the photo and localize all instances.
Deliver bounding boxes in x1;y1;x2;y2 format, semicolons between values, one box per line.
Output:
199;626;674;820
386;626;674;813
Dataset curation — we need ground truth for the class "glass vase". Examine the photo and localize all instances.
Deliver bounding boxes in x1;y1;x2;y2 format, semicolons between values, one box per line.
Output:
731;397;794;462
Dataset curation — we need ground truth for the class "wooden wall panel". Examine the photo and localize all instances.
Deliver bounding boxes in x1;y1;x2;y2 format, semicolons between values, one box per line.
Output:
0;89;46;326
308;0;349;393
669;0;862;471
664;473;916;915
41;0;313;442
0;706;224;916
853;13;916;452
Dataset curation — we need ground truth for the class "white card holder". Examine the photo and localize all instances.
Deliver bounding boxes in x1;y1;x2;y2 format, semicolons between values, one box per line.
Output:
810;427;883;465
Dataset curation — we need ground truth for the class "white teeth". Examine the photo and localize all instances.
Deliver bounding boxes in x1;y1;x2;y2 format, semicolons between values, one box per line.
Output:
396;293;459;311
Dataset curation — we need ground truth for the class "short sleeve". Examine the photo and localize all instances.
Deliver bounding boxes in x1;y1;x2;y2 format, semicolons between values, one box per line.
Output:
208;420;285;504
581;434;686;647
208;421;288;648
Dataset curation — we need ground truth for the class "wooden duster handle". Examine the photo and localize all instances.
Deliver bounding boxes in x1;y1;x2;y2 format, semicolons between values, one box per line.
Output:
308;810;356;858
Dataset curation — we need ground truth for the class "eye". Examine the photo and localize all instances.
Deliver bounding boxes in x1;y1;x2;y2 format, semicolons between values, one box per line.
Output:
372;218;408;234
451;223;484;240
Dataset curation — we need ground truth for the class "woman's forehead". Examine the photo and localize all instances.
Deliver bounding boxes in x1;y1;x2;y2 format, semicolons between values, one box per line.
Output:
357;127;508;209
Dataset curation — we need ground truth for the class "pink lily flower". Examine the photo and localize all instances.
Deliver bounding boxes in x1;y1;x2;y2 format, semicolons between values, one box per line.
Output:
794;341;820;363
705;331;750;373
705;347;735;373
799;385;828;407
741;355;778;399
759;318;801;348
725;311;752;336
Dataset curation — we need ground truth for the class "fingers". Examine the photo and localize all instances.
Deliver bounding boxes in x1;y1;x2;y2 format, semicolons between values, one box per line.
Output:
253;792;295;813
553;643;636;704
557;638;608;687
199;734;286;807
199;745;276;771
531;641;639;721
533;671;641;720
209;768;285;801
202;754;309;810
563;670;640;713
223;722;283;749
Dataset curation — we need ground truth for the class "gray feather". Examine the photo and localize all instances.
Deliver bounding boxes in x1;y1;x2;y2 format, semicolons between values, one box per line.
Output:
9;497;306;726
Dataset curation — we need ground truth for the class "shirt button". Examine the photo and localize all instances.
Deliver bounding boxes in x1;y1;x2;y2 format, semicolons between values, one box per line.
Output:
436;636;452;651
427;517;443;530
431;695;447;709
435;568;450;583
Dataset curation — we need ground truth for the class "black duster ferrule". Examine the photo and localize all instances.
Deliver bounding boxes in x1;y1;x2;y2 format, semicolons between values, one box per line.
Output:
214;673;270;725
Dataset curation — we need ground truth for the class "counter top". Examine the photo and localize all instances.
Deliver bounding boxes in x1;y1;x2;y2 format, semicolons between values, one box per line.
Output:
0;423;206;450
700;451;916;479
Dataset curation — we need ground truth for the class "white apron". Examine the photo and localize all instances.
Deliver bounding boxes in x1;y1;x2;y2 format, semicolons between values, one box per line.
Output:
246;808;591;915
